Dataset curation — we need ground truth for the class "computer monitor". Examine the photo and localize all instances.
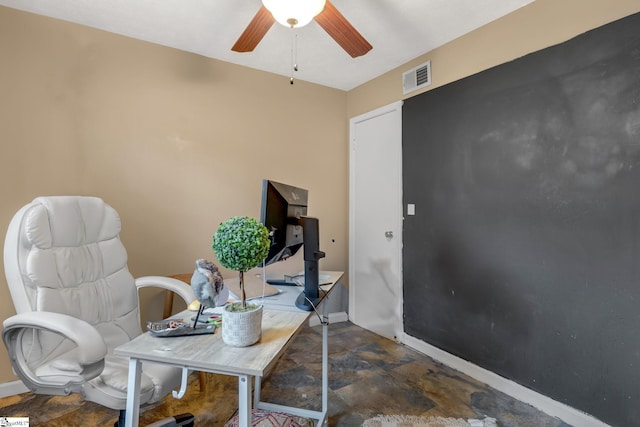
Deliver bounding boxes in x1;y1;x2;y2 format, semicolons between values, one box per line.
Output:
260;179;325;311
261;180;307;265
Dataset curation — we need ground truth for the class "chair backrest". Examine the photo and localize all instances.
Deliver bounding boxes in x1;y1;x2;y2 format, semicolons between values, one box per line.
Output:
4;196;142;356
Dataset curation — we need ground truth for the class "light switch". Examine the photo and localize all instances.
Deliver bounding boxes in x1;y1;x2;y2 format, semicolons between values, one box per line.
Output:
407;204;415;215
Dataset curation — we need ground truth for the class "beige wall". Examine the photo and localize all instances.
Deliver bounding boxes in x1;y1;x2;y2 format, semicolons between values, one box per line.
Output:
347;0;640;118
0;6;347;383
1;0;640;389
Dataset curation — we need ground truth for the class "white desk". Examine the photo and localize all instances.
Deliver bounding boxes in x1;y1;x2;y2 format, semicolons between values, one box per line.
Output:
115;271;344;427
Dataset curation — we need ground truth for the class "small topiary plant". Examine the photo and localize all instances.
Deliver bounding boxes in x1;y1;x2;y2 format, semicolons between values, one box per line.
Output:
212;216;270;309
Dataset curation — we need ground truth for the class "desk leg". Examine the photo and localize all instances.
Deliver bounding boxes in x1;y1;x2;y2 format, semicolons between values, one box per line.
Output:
253;311;331;425
254;376;262;408
125;358;142;427
321;303;329;425
238;374;253;427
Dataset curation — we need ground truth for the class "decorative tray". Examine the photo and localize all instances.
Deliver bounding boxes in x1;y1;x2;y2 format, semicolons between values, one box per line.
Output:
146;320;216;337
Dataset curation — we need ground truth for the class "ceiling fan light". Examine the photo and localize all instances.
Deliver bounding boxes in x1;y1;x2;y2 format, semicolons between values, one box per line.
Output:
262;0;326;28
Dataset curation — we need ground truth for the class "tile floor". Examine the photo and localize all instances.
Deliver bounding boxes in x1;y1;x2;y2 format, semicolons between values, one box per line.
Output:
0;321;570;426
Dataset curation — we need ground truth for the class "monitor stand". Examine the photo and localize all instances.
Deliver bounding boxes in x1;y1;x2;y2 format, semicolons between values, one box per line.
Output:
295;216;325;311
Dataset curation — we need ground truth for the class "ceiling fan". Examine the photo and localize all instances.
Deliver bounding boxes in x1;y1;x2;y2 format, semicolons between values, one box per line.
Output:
232;0;372;58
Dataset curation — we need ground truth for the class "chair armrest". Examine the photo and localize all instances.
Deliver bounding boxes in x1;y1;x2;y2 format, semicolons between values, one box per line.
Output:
2;312;107;395
3;312;107;365
135;276;195;306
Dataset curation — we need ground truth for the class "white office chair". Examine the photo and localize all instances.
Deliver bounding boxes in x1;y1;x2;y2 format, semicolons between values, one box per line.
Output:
2;196;195;426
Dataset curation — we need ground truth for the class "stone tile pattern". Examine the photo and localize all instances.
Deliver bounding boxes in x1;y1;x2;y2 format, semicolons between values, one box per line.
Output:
0;322;570;426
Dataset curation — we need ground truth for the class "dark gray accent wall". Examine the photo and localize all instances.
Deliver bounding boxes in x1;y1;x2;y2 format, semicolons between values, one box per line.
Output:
402;12;640;427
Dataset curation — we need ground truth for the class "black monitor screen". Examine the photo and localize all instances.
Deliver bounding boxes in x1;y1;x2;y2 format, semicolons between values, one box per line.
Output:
260;179;308;266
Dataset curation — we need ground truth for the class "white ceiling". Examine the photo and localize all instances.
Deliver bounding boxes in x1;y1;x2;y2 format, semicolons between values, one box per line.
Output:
0;0;535;91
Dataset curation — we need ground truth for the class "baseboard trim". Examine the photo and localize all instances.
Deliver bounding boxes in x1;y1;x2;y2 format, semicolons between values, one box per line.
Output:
309;311;349;327
0;380;28;398
400;333;609;427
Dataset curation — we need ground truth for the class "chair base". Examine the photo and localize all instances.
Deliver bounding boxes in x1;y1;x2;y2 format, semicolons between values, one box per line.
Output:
115;410;195;427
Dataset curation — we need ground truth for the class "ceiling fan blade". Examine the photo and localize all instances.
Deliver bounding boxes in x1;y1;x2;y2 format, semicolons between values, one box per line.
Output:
232;6;275;53
314;0;372;58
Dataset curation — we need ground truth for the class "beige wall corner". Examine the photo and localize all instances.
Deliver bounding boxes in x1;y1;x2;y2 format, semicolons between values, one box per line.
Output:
347;0;640;118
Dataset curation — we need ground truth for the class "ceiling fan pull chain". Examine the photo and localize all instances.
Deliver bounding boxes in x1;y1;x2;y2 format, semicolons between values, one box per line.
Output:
294;32;299;72
290;31;298;85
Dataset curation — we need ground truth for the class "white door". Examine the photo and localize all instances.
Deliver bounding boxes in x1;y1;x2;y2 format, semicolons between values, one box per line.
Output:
349;101;403;341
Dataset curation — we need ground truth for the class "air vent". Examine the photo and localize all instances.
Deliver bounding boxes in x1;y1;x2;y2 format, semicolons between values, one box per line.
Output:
402;60;431;95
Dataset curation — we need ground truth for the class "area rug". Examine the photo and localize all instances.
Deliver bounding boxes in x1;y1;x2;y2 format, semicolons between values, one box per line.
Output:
224;409;313;427
362;415;497;427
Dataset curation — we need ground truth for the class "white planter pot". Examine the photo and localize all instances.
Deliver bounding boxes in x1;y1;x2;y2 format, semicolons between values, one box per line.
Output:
222;304;263;347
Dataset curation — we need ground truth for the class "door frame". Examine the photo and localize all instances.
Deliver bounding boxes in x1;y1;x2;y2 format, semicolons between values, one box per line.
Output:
348;101;403;337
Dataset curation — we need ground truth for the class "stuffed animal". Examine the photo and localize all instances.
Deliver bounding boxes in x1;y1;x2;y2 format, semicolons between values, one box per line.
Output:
190;259;229;326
